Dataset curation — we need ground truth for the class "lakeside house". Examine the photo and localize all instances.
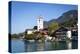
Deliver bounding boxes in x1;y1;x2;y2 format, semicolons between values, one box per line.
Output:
71;26;78;40
50;26;78;41
51;27;69;41
66;25;78;40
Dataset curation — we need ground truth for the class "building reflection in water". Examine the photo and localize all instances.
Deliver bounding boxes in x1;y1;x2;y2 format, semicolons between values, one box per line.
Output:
66;40;78;49
24;40;45;52
24;40;36;52
72;40;78;49
66;41;72;49
35;42;45;51
23;40;77;52
44;41;60;50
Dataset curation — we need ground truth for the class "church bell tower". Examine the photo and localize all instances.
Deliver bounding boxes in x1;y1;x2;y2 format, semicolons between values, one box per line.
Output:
37;16;43;31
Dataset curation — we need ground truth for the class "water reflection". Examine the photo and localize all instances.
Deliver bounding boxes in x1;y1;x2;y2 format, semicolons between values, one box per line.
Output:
72;40;78;49
35;42;45;51
11;39;78;53
24;41;45;52
66;41;72;49
45;41;60;50
23;40;70;52
24;41;36;52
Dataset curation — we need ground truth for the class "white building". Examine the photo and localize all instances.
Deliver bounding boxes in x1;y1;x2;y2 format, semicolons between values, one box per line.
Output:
37;16;44;31
67;30;71;39
26;29;37;34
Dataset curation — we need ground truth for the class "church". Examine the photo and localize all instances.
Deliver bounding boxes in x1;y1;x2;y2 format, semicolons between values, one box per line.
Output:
26;16;46;34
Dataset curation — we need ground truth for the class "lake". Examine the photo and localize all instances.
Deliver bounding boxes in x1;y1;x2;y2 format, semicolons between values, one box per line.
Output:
11;39;78;53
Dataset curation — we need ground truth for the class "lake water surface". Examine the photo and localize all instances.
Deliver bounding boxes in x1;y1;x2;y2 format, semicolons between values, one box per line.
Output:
11;39;78;53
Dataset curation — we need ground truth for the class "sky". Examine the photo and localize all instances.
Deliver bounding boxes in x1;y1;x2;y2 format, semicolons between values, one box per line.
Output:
10;1;78;34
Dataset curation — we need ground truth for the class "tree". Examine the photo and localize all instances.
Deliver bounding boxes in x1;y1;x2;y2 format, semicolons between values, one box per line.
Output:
11;34;19;38
48;22;59;34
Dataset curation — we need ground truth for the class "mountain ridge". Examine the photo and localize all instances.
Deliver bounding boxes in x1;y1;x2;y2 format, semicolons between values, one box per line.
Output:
44;10;78;28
